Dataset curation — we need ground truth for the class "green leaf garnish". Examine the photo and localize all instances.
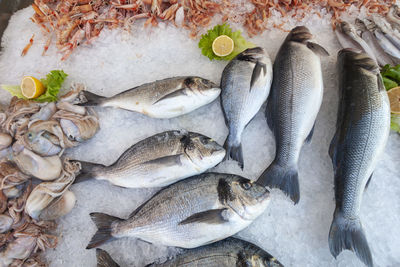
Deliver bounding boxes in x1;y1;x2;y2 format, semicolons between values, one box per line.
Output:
381;65;400;134
198;23;255;61
391;114;400;134
1;70;67;103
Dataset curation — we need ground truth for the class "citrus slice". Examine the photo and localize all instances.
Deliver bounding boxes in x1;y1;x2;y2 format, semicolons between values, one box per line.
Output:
21;76;45;99
388;86;400;114
212;35;234;57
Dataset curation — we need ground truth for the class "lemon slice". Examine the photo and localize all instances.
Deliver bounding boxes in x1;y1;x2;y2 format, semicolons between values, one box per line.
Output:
212;35;234;57
21;76;45;99
388;86;400;114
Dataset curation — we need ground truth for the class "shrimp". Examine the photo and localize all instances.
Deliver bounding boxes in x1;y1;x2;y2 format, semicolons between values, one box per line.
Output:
21;34;35;57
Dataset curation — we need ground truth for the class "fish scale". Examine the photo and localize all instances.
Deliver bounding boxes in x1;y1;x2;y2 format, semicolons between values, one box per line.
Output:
328;49;390;267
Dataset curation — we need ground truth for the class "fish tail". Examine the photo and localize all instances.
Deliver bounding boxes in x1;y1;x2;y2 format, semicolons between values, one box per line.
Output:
223;138;244;170
86;212;121;249
328;210;373;267
257;161;300;204
79;91;106;107
96;248;120;267
74;161;104;184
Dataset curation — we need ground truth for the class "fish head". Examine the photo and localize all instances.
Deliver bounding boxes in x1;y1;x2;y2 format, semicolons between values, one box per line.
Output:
337;49;379;75
219;176;270;221
184;133;225;167
245;250;284;267
184;77;220;96
286;26;312;43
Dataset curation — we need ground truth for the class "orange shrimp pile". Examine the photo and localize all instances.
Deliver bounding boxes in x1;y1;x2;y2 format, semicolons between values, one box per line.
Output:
244;0;396;36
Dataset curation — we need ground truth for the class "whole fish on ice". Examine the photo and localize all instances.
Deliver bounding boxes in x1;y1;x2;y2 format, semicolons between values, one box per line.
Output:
258;26;328;204
220;47;272;169
328;49;390;267
96;238;283;267
86;173;270;249
76;130;225;188
78;76;220;119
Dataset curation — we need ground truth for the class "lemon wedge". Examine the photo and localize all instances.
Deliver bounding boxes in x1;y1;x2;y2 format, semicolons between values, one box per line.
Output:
212;35;234;57
21;76;45;99
388;86;400;114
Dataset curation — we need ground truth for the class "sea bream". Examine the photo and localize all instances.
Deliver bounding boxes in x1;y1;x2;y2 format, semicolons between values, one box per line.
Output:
78;76;220;119
76;130;225;188
328;49;390;267
257;26;328;204
96;238;284;267
86;173;270;249
220;47;272;169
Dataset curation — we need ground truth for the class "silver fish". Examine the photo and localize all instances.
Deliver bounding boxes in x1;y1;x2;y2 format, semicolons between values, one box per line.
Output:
386;5;400;32
328;49;390;267
335;21;377;63
374;29;400;58
95;238;283;267
86;173;270;249
355;19;400;67
258;26;328;204
220;47;272;169
77;130;225;188
78;77;220;119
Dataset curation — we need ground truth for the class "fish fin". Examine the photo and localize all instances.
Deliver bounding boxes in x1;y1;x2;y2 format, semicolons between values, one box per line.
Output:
257;161;299;204
377;74;386;92
78;91;106;107
236;47;264;63
86;212;121;249
305;123;316;144
223;139;244;170
178;208;229;225
142;154;182;167
73;161;104;184
265;98;274;132
307;42;330;56
250;61;267;90
96;248;120;267
287;26;312;43
365;173;373;191
152;89;188;105
328;210;373;267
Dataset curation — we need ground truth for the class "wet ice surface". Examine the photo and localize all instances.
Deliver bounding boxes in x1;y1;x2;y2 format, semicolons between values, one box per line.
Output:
0;7;400;267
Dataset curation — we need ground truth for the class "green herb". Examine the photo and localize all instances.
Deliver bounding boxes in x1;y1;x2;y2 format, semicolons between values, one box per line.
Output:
198;23;255;61
1;70;67;102
381;65;400;133
36;70;68;102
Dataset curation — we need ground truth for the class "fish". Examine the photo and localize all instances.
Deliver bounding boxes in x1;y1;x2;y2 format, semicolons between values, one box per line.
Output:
354;19;400;67
95;238;283;267
220;47;273;169
335;21;377;63
78;76;220;119
386;5;400;32
96;249;120;267
257;26;328;204
328;49;391;267
373;29;400;59
86;172;270;249
76;130;225;188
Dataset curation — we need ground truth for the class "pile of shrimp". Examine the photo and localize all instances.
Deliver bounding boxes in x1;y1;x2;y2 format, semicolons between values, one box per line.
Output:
244;0;396;36
27;0;222;60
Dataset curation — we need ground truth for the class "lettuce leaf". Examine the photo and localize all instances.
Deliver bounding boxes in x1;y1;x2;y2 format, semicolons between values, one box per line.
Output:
36;70;68;102
1;85;27;99
391;114;400;133
198;23;255;61
381;65;400;134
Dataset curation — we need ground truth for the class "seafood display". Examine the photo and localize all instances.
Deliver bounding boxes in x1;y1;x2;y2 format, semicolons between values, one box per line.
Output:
328;49;390;267
220;47;272;169
77;130;225;188
257;26;328;204
96;237;283;267
86;173;270;249
79;77;220;119
0;84;99;266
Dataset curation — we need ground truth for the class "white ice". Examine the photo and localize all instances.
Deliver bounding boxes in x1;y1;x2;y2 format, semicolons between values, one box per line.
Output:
0;6;399;267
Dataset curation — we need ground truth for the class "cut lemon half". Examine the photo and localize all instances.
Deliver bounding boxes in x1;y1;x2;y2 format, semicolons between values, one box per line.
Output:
388;86;400;114
21;76;45;99
212;35;234;57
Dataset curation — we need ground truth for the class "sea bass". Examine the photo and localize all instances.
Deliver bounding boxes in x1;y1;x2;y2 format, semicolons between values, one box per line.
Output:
77;130;225;188
95;238;283;267
78;77;220;119
257;26;328;204
328;49;390;267
220;47;272;169
86;173;270;249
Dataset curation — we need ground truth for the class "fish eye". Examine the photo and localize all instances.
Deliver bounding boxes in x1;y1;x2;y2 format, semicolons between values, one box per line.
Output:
200;137;209;145
27;133;33;139
241;181;252;190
